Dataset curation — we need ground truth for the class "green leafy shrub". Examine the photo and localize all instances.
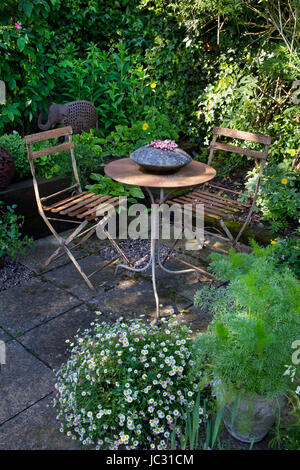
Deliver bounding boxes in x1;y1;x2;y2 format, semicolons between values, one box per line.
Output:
193;249;300;401
102;106;180;157
267;107;300;164
0;202;33;261
86;173;144;204
52;42;161;135
0;3;161;134
269;393;300;450
0;132;29;180
245;161;300;232
250;238;300;279
61;143;105;187
53;316;204;450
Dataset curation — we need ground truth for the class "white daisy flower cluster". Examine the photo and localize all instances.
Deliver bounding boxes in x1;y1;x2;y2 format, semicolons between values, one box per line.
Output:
53;316;204;450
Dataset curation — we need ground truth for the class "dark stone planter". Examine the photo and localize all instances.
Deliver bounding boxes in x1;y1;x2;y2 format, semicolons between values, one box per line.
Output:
0;175;72;239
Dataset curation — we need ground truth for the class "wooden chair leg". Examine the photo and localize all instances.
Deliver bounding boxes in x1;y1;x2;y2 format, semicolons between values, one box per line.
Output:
232;210;253;246
40;221;88;271
219;219;234;242
39;220;96;291
63;244;96;292
40;245;64;271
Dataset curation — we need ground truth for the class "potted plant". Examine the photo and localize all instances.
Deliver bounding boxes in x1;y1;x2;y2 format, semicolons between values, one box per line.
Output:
193;249;300;443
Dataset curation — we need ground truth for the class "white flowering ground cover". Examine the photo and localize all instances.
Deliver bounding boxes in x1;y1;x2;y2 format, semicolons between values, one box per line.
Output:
53;315;210;450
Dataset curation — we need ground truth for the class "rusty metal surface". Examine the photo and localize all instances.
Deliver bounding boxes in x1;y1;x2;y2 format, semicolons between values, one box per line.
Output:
104;158;216;188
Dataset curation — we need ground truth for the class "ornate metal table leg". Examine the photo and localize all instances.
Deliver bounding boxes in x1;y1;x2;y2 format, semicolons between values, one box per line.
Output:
150;219;160;320
147;187;160;319
115;186;199;320
157;246;199;279
114;186;161;319
157;188;199;280
114;253;152;275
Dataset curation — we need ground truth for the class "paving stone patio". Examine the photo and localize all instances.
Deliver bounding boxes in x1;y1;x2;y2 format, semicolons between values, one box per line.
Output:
0;230;270;450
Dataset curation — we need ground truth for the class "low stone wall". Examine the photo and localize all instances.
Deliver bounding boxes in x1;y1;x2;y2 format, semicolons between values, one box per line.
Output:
0;176;72;239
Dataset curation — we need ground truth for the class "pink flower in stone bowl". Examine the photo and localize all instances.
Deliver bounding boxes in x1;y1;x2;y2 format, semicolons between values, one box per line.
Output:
147;139;178;151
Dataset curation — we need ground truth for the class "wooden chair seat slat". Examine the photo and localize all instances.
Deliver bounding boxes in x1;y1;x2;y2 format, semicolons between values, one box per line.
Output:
205;182;252;199
172;191;244;212
186;192;241;210
171;194;237;214
66;196;113;217
86;202;120;221
50;192;95;213
43;191;89;211
77;197;119;219
169;197;239;219
193;189;250;209
168;197;225;218
60;194;111;216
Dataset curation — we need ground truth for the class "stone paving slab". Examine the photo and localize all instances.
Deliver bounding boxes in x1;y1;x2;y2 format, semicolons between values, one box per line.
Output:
183;305;215;334
203;232;252;255
161;238;215;266
89;276;192;321
0;341;54;425
0;327;11;343
17;230;75;274
0;278;81;337
19;305;100;369
0;394;81;450
17;231;107;274
44;255;119;302
161;232;251;266
154;255;212;303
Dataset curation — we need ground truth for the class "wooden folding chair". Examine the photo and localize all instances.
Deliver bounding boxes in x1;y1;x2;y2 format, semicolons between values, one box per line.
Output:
166;127;272;246
24;126;130;291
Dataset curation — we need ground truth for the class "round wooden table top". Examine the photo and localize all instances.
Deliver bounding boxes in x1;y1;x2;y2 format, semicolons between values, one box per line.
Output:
104;158;216;189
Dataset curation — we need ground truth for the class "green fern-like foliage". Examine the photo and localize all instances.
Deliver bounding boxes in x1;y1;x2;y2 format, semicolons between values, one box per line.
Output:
193;250;300;400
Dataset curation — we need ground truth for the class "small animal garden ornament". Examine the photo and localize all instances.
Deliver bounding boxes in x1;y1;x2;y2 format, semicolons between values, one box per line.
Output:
38;100;98;134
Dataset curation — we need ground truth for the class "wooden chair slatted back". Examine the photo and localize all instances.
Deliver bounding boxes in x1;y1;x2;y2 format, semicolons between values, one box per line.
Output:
208;126;271;166
24;126;82;221
205;127;272;241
